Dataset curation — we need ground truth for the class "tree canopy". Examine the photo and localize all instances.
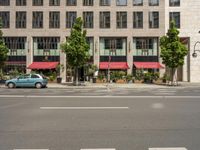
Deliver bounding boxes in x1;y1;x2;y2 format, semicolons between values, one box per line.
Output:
61;17;90;69
0;19;9;70
160;21;188;69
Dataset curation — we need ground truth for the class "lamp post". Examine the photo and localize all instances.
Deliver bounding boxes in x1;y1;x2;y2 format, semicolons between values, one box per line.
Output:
192;41;200;57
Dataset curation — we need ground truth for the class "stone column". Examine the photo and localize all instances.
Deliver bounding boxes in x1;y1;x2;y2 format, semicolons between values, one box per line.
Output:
127;36;133;74
60;36;66;83
26;36;33;74
94;36;100;69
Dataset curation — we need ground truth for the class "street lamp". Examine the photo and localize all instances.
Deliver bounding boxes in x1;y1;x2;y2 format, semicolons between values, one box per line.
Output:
192;41;200;58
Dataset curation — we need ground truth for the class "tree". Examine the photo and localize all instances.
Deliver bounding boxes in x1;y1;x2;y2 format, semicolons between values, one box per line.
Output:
61;17;90;85
0;18;9;74
160;21;188;85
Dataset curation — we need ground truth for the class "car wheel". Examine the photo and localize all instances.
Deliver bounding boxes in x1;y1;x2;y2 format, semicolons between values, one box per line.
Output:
8;82;15;88
35;83;42;89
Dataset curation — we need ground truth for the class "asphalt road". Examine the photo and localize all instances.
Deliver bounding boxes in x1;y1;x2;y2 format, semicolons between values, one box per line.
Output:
0;88;200;150
0;86;200;96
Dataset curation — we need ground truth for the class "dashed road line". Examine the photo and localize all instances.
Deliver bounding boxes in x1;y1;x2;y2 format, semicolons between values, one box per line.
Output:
40;107;129;110
81;149;116;150
149;147;187;150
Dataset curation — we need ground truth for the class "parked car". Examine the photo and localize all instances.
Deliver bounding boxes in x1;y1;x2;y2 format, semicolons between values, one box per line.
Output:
5;74;48;88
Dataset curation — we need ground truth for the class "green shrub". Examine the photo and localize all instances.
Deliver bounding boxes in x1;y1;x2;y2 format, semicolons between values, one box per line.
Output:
134;70;144;80
152;72;160;81
98;74;104;81
126;74;133;81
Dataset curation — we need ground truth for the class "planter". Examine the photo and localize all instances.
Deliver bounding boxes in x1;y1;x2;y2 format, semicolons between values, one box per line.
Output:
116;79;126;84
134;80;143;83
144;79;153;84
56;77;62;83
153;79;163;84
92;77;97;83
96;79;104;83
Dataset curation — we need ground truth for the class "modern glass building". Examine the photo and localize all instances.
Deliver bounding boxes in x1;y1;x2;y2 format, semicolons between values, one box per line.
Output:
0;0;199;82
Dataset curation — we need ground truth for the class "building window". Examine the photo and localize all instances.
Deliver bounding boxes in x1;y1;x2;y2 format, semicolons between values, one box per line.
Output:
86;37;94;56
149;0;159;6
49;0;60;6
100;12;110;28
116;0;127;6
83;0;93;6
100;0;110;6
33;37;60;56
133;0;143;6
32;12;43;28
149;11;159;28
66;0;76;6
66;12;77;28
33;0;43;6
16;11;26;28
116;12;127;28
133;11;143;28
0;12;10;28
170;12;180;28
133;37;158;56
3;37;27;56
16;0;26;6
83;12;93;28
49;12;60;28
100;37;127;56
169;0;180;6
0;0;9;6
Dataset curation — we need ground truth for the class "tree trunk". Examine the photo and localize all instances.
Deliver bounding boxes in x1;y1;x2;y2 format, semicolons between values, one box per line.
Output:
74;67;79;86
171;68;177;86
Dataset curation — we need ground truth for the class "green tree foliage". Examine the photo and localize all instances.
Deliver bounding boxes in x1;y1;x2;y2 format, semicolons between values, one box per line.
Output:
160;21;188;85
0;18;9;73
61;17;90;85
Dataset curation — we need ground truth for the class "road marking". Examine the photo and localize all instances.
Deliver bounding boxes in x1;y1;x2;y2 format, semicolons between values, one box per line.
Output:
40;107;129;110
14;149;49;150
151;103;165;109
149;147;187;150
81;149;116;150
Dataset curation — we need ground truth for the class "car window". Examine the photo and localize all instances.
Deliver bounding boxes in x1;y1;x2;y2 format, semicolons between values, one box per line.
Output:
18;76;24;79
24;74;30;79
31;74;40;78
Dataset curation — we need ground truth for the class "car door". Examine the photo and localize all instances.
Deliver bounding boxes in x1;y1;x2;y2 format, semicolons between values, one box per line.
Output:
30;74;41;87
15;75;29;87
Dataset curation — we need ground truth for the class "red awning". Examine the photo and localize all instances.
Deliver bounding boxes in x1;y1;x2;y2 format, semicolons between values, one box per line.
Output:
27;62;59;70
133;62;164;69
99;62;129;69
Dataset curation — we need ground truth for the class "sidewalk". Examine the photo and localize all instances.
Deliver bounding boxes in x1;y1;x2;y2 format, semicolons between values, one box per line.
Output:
1;82;200;89
47;81;200;89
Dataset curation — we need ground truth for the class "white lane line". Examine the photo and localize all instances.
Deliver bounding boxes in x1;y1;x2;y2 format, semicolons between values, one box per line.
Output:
40;107;129;110
81;149;116;150
149;147;187;150
14;149;49;150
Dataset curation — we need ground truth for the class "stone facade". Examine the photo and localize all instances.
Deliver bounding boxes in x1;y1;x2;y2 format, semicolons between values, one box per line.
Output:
1;0;199;82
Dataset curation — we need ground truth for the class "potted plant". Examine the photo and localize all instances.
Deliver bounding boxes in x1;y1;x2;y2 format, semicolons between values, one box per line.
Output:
133;70;143;83
162;73;170;83
126;74;133;83
56;64;64;83
116;71;126;83
97;74;105;83
144;72;153;83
